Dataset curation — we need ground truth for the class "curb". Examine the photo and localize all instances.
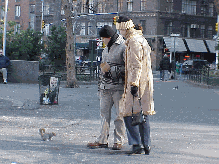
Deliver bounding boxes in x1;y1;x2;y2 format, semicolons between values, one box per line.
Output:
184;80;219;90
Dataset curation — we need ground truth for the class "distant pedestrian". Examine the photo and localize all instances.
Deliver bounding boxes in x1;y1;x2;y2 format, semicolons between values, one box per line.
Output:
0;49;10;84
87;25;126;150
159;54;171;81
169;60;176;80
116;16;156;155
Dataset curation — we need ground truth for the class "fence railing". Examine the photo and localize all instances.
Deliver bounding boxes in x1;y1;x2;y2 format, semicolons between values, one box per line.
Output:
39;65;100;81
182;67;210;85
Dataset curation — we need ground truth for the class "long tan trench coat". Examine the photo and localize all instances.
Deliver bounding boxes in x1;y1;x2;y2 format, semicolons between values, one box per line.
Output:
120;28;156;117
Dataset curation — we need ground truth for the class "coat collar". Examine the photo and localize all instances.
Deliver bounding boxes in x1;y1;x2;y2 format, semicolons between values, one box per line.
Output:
124;28;137;46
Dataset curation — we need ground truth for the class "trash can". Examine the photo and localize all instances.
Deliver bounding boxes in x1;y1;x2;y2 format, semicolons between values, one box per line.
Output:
39;74;60;105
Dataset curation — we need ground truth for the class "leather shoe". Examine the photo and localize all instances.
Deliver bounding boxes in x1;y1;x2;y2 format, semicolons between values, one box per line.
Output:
127;145;144;154
112;143;122;150
87;142;108;149
144;145;151;155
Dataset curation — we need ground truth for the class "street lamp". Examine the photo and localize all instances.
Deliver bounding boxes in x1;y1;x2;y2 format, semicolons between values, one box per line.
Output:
170;33;180;80
3;0;8;56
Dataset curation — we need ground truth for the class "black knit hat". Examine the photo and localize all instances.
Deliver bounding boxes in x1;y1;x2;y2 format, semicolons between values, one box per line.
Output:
99;25;116;38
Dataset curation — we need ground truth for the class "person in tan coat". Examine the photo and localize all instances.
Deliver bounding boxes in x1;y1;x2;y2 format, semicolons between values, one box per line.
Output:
116;16;156;155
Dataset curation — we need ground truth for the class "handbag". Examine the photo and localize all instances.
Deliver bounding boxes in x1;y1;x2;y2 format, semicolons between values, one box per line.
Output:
131;96;146;126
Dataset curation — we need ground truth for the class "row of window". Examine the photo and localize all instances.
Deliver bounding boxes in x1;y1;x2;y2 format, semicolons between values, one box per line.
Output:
80;0;215;15
167;23;214;39
80;0;150;13
78;21;214;40
0;4;49;18
182;0;214;16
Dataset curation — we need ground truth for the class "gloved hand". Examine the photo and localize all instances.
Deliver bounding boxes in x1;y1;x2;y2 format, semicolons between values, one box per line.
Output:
131;86;138;97
100;62;110;73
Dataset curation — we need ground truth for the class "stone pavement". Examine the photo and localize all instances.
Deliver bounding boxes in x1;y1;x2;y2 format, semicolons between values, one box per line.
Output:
0;76;219;163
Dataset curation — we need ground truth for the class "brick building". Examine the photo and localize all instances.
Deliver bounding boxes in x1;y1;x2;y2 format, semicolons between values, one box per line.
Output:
0;0;217;70
0;0;63;35
73;0;218;70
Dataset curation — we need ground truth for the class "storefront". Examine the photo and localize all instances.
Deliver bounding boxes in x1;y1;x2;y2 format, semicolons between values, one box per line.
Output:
163;37;216;64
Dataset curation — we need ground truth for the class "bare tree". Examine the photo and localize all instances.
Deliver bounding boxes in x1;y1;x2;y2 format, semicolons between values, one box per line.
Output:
62;0;78;88
215;0;219;14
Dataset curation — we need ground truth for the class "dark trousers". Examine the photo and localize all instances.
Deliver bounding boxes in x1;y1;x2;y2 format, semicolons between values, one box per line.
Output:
124;115;150;146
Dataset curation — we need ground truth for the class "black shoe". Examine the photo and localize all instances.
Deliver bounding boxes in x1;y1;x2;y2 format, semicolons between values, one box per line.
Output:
127;145;144;155
143;145;151;155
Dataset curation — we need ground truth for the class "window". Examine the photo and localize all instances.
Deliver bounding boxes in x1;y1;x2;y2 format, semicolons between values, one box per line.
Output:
140;20;146;35
29;4;35;13
201;6;206;16
88;0;94;13
80;22;85;35
88;22;96;35
141;0;147;11
97;0;113;13
182;0;196;15
118;0;123;12
166;22;172;35
187;24;190;37
181;25;186;37
200;25;205;38
81;0;86;13
209;3;214;17
43;5;50;15
1;6;4;19
15;0;20;2
44;24;50;36
14;23;20;34
61;9;65;15
190;1;196;15
127;0;133;11
15;5;20;17
97;2;104;13
208;26;212;39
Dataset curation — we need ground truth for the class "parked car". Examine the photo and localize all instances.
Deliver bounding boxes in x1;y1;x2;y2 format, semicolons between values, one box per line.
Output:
182;59;210;74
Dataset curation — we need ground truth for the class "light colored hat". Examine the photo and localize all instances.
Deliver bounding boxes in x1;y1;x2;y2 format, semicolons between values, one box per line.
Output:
116;16;135;30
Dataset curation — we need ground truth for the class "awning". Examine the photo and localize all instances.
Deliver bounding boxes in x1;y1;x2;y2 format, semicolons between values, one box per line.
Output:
185;39;208;52
205;40;216;53
163;37;187;52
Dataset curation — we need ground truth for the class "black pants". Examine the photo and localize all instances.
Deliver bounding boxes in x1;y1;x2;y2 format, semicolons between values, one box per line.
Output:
124;115;150;146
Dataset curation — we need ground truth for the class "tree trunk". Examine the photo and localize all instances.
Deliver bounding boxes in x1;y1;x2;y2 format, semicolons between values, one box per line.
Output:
215;0;219;14
62;0;78;88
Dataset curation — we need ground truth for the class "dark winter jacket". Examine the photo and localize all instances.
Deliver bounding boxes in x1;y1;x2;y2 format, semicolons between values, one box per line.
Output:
160;57;171;71
0;55;10;69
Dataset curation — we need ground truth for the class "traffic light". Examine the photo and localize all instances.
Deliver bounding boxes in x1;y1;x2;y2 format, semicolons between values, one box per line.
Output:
215;23;218;32
164;48;169;53
113;16;118;25
42;20;45;29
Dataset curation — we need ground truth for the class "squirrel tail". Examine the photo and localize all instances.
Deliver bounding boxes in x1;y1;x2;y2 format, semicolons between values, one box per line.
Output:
39;128;45;134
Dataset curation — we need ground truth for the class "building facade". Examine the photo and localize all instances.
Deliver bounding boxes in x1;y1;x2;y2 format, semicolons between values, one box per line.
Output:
0;0;217;70
73;0;217;70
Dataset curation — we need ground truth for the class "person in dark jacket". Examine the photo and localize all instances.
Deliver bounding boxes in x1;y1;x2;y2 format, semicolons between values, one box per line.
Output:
159;54;171;81
87;25;126;150
0;49;10;84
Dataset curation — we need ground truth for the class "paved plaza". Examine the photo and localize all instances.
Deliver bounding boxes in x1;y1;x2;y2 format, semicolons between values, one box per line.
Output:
0;76;219;163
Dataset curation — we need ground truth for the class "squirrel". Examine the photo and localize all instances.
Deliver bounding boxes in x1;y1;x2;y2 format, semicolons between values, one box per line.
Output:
39;128;56;141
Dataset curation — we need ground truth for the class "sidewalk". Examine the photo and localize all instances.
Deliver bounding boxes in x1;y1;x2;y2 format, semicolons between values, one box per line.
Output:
0;79;219;163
